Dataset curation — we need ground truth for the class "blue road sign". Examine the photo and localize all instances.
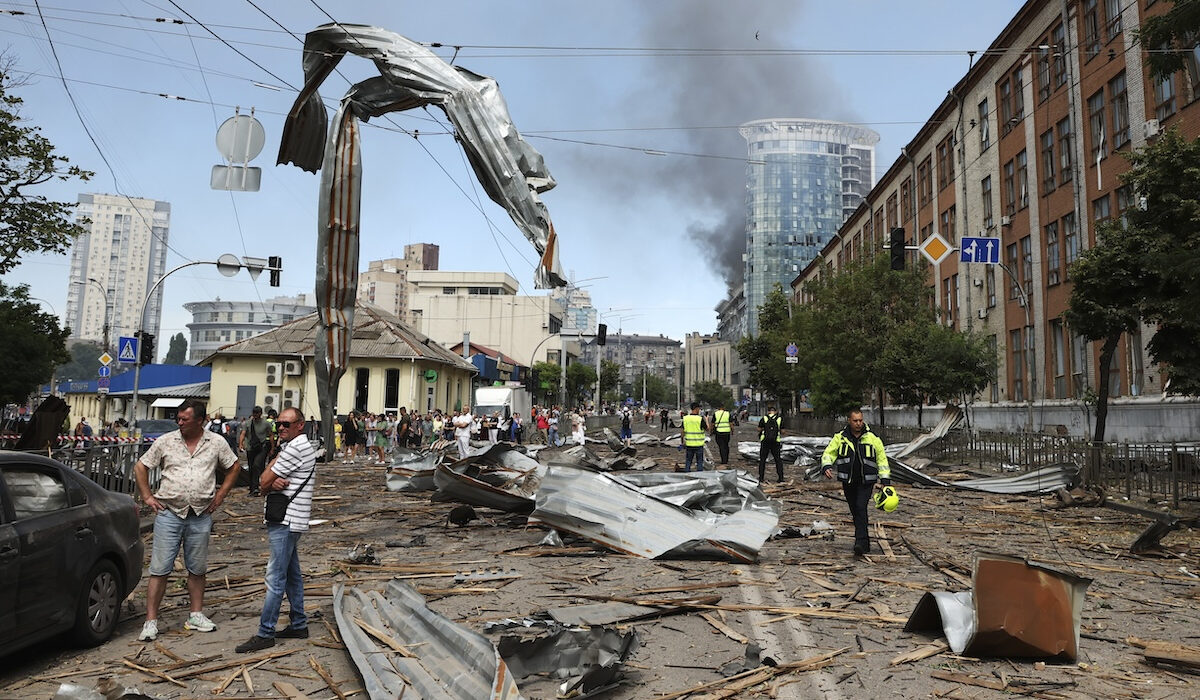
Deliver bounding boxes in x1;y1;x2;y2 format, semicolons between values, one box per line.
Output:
785;343;799;357
118;336;139;364
959;236;1002;264
98;366;111;378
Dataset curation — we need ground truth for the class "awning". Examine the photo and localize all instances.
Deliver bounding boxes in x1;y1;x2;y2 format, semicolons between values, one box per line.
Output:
150;397;185;409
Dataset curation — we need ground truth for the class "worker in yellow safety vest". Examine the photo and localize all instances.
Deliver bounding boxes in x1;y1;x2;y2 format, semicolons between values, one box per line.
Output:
681;402;707;472
711;403;733;465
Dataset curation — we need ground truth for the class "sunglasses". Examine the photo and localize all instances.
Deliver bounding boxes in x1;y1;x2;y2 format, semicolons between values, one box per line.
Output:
276;421;294;428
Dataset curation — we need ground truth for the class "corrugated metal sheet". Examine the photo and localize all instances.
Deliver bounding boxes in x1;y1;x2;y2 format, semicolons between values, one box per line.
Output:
529;465;778;562
431;444;546;513
334;581;524;699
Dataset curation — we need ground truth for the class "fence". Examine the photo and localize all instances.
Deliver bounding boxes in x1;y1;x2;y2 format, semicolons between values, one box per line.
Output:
5;440;160;495
789;416;1200;510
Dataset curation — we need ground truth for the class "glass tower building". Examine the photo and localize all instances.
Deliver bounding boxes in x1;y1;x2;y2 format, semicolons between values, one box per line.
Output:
740;119;878;336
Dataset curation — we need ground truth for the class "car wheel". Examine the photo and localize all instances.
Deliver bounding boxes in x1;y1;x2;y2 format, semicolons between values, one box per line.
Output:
71;559;122;646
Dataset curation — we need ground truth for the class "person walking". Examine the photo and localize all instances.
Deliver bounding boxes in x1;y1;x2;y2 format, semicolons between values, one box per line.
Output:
681;402;707;473
239;406;272;496
235;408;317;652
757;404;785;483
619;409;633;448
822;409;890;556
711;402;734;465
134;399;240;641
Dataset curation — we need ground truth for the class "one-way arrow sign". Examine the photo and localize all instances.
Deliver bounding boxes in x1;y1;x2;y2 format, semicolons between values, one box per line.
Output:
959;236;1002;264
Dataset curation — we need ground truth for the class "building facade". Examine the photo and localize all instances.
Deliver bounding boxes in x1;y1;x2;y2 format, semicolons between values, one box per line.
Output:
550;283;598;334
793;0;1190;420
683;332;740;405
715;285;747;342
357;243;440;325
64;193;171;349
582;333;682;398
740;119;878;337
184;295;316;363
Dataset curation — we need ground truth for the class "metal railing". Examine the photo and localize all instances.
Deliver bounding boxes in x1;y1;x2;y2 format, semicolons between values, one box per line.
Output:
789;416;1200;509
5;440;160;494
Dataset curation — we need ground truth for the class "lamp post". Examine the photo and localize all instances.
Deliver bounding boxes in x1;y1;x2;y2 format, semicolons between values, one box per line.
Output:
128;254;279;423
76;278;111;424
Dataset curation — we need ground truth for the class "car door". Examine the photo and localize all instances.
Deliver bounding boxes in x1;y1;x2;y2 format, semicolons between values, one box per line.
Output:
1;463;95;639
0;489;18;640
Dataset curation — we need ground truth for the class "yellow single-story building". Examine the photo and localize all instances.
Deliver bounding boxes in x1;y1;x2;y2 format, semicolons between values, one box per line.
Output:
200;303;478;420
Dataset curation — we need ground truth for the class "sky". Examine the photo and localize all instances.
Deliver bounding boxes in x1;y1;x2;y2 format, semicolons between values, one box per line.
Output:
2;0;1027;349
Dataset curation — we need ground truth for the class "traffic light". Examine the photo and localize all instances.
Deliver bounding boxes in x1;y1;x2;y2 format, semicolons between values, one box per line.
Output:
597;323;607;346
269;256;282;287
139;332;156;365
889;227;906;271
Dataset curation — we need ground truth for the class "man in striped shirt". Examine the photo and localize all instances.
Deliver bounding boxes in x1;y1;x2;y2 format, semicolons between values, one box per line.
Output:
236;407;317;652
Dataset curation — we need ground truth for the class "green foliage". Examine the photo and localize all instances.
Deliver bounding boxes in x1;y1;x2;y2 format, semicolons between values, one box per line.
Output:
164;332;188;364
877;323;994;417
691;379;732;408
565;362;597;404
531;361;561;402
1134;0;1200;80
0;282;71;404
0;67;92;274
635;371;675;406
735;285;800;406
54;339;130;383
599;359;621;400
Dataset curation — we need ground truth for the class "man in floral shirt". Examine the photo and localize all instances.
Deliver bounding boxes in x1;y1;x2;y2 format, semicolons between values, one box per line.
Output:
134;399;240;641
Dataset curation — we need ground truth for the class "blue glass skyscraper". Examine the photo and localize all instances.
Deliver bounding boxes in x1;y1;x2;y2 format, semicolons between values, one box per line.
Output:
740;119;878;336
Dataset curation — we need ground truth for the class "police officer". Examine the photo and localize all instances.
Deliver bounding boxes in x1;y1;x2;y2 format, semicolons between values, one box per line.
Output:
822;409;891;556
681;402;707;472
757;405;784;482
711;402;734;465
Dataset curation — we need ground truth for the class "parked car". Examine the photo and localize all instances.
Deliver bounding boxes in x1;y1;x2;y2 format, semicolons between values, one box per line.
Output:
133;418;177;455
0;451;144;656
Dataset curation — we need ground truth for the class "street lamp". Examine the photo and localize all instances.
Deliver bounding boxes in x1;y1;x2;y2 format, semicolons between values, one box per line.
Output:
128;254;279;422
74;278;112;424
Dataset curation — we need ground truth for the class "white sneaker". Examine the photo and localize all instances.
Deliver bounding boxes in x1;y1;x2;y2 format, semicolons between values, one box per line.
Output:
184;612;216;632
138;619;159;641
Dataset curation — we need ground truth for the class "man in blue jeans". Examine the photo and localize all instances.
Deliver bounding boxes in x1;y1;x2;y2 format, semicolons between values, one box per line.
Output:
236;407;318;652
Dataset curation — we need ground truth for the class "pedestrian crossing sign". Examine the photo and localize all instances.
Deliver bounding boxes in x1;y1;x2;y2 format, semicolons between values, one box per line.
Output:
118;336;139;364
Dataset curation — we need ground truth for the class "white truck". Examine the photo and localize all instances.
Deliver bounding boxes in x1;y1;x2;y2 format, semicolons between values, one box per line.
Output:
474;385;532;424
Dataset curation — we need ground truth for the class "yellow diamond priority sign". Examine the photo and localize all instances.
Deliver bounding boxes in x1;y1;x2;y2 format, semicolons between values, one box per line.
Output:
98;352;114;366
920;232;952;265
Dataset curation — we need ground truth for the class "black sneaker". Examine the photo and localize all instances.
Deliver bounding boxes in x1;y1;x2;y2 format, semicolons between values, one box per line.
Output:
235;634;275;653
249;490;261;497
275;626;309;639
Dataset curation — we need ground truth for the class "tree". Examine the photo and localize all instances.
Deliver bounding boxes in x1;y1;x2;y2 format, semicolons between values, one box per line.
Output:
735;285;800;408
0;282;71;404
635;371;675;406
876;323;994;427
599;359;621;400
163;332;188;364
53;339;129;383
0;66;92;274
692;379;732;408
1135;0;1200;80
530;361;561;403
564;362;597;405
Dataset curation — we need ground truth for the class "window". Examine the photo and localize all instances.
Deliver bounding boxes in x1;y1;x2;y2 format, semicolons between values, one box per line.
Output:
1011;328;1025;402
1007;242;1020;299
981;176;994;229
901;178;912;224
1093;194;1111;230
2;468;69;519
886;193;898;228
1188;45;1200;95
985;265;997;308
1046;221;1061;286
1050;319;1067;398
442;287;457;295
1003;160;1016;216
988;335;1000;402
1012;66;1025;123
1016;150;1029;209
918;157;933;207
978;98;990;150
999;79;1013;132
1088;90;1106;161
1155;73;1176;121
1052;23;1067;87
937;136;954;190
1057;117;1073;185
943;276;954;324
1021;235;1033;293
1040;129;1056;194
1083;0;1101;58
1063;213;1079;270
941;205;956;242
1109;72;1129;149
384;368;400;411
1037;46;1051;103
1104;0;1122;42
1116;185;1133;227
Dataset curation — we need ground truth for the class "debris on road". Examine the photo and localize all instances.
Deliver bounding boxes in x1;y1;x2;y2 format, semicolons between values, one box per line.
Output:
496;626;640;698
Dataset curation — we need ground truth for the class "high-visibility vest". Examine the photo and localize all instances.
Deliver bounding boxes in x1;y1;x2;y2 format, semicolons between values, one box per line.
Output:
713;410;731;433
682;414;706;447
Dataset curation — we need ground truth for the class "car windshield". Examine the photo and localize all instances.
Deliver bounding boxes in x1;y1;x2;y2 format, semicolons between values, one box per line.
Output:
135;419;177;434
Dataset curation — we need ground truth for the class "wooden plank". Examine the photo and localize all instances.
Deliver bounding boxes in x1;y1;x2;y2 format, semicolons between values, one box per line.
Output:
1143;641;1200;670
889;640;949;666
120;659;187;688
700;612;749;644
931;669;1007;690
309;654;348;700
272;681;313;700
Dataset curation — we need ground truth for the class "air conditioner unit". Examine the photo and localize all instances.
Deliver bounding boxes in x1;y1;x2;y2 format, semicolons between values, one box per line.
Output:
284;359;303;376
1000;215;1012;227
282;389;298;408
263;392;281;410
265;362;283;387
1143;119;1161;139
977;309;988;320
973;278;983;288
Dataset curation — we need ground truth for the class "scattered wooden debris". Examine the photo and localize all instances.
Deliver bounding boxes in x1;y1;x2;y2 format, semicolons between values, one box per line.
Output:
889;639;949;666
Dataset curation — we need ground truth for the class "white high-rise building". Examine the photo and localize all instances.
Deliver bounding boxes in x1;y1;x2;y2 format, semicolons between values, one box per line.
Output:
64;193;171;350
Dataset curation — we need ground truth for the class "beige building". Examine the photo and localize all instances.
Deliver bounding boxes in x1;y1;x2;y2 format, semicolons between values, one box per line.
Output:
405;270;571;367
684;333;740;404
201;303;476;418
357;244;440;324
